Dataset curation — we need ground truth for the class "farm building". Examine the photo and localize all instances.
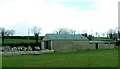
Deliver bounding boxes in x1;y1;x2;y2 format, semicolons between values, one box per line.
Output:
41;34;115;52
89;41;115;50
41;34;89;52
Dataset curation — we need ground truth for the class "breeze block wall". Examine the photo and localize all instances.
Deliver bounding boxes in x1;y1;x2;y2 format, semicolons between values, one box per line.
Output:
51;40;89;52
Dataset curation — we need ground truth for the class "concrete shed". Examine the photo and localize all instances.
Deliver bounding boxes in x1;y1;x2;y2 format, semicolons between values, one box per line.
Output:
89;41;115;50
41;34;89;52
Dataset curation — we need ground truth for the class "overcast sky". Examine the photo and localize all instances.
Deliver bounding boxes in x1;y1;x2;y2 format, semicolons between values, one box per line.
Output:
0;0;119;36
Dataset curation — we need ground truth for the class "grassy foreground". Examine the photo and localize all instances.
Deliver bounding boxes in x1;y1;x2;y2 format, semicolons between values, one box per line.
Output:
0;55;2;68
2;49;118;67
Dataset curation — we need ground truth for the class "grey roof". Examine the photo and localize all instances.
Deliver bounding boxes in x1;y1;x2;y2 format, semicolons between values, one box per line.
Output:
44;34;88;40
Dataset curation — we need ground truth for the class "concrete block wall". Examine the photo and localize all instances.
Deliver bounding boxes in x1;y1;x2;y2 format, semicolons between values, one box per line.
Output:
42;40;115;52
88;44;96;50
52;40;89;52
89;43;115;50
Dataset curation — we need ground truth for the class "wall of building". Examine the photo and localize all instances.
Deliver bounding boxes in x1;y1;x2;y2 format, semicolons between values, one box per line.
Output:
41;42;44;49
88;43;115;50
51;40;89;52
98;44;115;49
88;44;96;50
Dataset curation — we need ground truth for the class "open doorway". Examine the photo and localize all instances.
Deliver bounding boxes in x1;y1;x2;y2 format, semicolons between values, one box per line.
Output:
95;43;98;49
44;41;51;50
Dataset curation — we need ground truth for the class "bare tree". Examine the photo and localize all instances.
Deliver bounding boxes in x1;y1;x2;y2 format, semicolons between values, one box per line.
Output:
107;29;113;39
0;27;4;35
108;29;113;34
0;27;15;45
0;28;15;36
31;26;41;43
10;30;15;36
0;27;5;45
107;28;118;40
95;32;98;37
82;30;87;34
54;28;76;34
4;29;15;36
69;29;76;34
102;33;105;37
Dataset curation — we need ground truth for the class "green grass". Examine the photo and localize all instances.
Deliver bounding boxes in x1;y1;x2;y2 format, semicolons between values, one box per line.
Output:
93;37;113;41
0;55;2;68
0;39;2;43
2;49;118;67
3;37;113;44
4;39;40;43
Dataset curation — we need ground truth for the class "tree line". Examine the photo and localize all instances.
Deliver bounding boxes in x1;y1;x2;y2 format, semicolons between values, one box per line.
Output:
1;27;120;45
0;26;41;45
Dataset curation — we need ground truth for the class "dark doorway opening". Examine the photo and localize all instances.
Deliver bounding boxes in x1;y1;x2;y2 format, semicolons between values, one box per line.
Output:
46;41;49;49
96;43;98;49
44;41;51;50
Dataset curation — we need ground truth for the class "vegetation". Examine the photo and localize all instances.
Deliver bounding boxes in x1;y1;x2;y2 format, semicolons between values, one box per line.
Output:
54;28;76;34
2;49;118;67
0;27;15;45
0;39;2;43
4;39;40;43
31;26;42;43
0;57;1;68
93;37;113;41
2;37;114;44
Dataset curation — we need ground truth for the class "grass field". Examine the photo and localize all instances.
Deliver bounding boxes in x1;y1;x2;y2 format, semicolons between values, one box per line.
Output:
0;55;2;68
2;37;113;44
93;37;113;41
4;39;39;43
2;49;118;67
3;37;112;44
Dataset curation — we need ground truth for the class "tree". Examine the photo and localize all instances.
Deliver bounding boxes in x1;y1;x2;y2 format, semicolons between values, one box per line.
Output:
69;29;76;34
54;28;76;34
87;35;93;41
82;30;87;34
0;28;15;36
0;27;15;45
81;30;87;37
31;26;41;43
108;29;113;34
4;29;15;36
81;33;87;37
0;27;5;45
118;31;120;39
103;33;105;37
108;29;113;39
107;28;118;40
112;30;117;40
95;32;98;37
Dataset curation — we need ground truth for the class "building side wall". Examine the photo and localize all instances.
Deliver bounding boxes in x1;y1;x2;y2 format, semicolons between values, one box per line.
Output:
72;41;89;50
41;42;44;49
51;40;89;52
98;44;107;49
98;44;115;49
107;44;115;49
88;43;115;50
88;44;96;50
